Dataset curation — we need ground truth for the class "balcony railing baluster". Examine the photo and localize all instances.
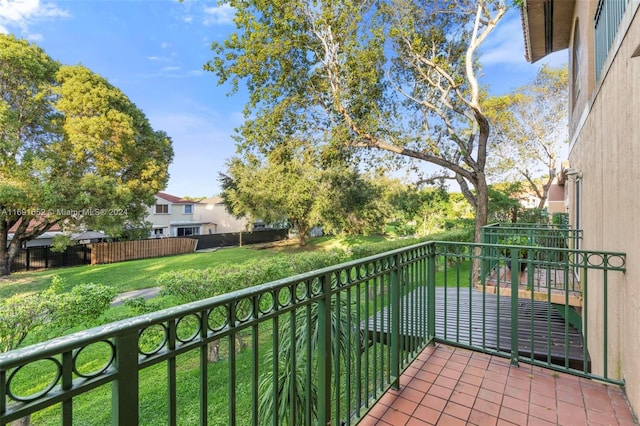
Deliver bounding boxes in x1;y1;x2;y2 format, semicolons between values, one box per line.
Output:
0;238;626;425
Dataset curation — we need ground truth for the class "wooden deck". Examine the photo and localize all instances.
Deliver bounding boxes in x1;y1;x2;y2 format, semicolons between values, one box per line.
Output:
362;287;587;370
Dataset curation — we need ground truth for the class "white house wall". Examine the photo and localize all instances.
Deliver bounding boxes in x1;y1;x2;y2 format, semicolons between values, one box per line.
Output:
194;202;248;234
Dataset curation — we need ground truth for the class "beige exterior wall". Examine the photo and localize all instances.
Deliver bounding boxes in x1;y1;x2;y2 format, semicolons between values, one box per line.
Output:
566;0;640;415
146;195;200;237
145;196;249;236
194;198;249;234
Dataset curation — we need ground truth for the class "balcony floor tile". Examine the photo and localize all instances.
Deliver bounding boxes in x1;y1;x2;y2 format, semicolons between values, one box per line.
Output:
358;343;637;426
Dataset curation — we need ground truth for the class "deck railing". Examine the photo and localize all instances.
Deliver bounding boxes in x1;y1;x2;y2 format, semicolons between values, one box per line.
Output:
0;241;626;425
481;223;583;249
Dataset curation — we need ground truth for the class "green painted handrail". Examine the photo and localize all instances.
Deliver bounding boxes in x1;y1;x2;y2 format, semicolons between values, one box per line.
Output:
0;241;627;425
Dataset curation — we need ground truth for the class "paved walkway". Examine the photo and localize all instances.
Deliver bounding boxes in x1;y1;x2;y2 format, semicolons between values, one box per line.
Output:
359;343;638;425
111;287;161;306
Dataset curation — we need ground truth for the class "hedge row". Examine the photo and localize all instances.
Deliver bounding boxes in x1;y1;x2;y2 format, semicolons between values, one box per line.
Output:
158;228;472;303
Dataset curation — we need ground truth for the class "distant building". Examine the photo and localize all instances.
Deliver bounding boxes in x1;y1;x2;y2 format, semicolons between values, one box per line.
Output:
145;193;248;238
194;197;249;234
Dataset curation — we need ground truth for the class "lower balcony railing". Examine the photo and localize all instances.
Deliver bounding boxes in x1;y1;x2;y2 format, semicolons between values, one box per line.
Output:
0;241;626;425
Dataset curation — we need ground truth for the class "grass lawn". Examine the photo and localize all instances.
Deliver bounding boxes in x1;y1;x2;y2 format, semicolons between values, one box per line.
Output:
0;235;390;299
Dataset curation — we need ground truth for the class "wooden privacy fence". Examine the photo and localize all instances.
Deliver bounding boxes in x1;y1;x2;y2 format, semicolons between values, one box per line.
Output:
91;238;197;265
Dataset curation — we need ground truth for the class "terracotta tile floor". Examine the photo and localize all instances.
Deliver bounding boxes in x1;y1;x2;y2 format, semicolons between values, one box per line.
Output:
359;343;638;426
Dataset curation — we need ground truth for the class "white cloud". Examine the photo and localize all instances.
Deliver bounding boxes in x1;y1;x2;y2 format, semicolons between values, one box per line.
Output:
480;10;568;70
0;0;69;37
162;66;181;72
479;12;528;67
26;31;41;41
202;3;235;26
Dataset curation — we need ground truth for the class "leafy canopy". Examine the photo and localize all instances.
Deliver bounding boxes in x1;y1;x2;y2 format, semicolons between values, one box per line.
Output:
207;0;507;241
0;34;173;274
484;65;569;208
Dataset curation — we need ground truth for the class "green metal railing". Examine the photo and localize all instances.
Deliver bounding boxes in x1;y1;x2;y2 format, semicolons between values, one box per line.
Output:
482;223;582;248
0;241;626;425
594;0;630;81
481;223;584;292
436;242;625;379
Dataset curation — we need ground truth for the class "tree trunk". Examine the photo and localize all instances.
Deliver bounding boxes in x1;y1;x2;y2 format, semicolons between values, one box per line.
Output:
294;220;309;247
235;334;247;351
0;252;11;276
207;340;220;363
10;414;30;426
0;237;21;276
473;175;489;244
472;173;489;287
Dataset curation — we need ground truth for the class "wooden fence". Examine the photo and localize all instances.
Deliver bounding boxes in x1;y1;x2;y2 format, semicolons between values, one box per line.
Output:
91;238;197;265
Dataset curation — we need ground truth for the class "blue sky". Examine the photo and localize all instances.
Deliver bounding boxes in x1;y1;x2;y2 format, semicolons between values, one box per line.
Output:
1;0;566;198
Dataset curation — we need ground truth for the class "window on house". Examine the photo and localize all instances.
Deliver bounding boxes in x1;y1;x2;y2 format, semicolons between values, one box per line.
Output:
571;20;581;107
594;0;629;81
155;204;169;214
183;204;193;214
176;226;199;236
153;228;165;236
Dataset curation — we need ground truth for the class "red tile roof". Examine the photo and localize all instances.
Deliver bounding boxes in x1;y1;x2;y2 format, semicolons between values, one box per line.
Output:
156;192;191;204
8;217;61;233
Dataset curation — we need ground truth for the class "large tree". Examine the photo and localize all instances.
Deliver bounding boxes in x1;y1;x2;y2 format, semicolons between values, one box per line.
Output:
220;139;325;246
206;0;506;242
0;35;173;275
221;139;385;245
484;65;569;208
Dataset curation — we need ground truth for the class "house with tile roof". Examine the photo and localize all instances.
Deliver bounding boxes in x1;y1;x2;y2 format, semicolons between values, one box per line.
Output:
146;192;207;238
146;193;249;238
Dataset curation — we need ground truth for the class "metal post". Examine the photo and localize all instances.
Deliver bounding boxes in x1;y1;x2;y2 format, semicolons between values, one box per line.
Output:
427;246;436;342
390;254;401;389
317;273;331;426
112;331;139;426
510;248;519;366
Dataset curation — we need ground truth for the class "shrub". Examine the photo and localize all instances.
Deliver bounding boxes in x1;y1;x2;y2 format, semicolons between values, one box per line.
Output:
158;250;350;304
0;276;116;351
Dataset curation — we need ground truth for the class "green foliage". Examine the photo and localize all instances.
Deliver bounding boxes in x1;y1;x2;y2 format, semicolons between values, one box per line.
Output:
0;34;173;275
485;65;569;209
207;0;508;244
50;234;73;253
123;297;162;314
158;250;349;303
498;235;539;258
0;275;115;352
487;183;522;223
319;169;390;236
349;228;473;258
59;283;116;326
220;140;325;246
221;139;388;245
517;208;548;224
387;183;460;236
257;293;359;425
552;212;569;226
0;293;50;352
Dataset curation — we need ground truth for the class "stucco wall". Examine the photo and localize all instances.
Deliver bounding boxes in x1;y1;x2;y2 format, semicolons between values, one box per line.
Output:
568;5;640;415
194;203;249;234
